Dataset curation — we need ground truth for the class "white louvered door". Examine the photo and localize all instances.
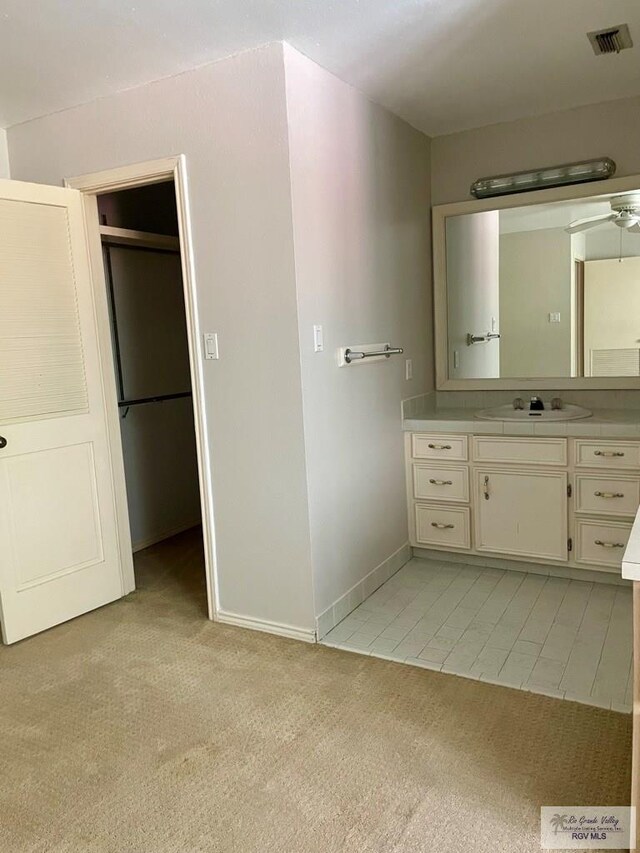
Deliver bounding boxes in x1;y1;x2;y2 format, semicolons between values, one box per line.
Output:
0;179;125;644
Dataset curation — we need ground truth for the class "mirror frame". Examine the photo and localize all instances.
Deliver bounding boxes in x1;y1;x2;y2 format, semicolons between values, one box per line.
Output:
433;172;640;390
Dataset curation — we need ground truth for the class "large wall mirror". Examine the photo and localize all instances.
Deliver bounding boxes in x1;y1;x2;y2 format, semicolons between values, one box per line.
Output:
433;175;640;390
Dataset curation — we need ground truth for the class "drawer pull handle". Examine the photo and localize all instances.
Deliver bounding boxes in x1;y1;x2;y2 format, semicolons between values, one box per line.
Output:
483;475;490;501
431;522;454;530
429;478;453;486
594;539;625;549
428;443;452;450
594;450;625;457
594;491;624;499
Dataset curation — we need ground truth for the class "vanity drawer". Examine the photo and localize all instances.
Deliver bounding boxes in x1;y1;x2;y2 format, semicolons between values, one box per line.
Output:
574;440;640;470
574;474;640;518
574;518;632;570
411;433;468;462
412;464;469;503
472;436;567;466
414;504;470;550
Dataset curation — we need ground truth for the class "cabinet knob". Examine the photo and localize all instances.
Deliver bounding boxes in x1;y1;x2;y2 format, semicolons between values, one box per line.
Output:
431;522;454;529
594;539;625;549
0;436;6;449
594;450;624;457
429;478;453;486
428;443;451;450
594;491;624;499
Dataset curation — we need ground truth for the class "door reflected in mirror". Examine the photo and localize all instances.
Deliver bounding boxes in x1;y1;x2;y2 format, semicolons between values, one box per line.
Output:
443;189;640;381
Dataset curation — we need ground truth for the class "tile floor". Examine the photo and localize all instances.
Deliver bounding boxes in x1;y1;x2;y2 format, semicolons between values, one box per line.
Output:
321;558;633;712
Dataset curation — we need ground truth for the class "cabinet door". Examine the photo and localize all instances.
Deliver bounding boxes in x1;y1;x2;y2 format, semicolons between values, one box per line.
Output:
474;468;568;561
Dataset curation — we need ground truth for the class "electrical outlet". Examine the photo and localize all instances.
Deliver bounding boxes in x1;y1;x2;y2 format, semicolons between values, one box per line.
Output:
405;358;413;380
313;324;324;352
549;312;561;323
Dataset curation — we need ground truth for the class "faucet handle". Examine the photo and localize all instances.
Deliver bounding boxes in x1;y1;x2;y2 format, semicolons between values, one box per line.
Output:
513;397;525;410
550;397;563;410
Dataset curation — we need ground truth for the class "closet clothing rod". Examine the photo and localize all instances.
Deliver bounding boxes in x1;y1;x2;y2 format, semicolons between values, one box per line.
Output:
117;391;192;408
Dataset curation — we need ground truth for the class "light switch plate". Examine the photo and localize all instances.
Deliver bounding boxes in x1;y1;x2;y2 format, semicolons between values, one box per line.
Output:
313;324;324;352
204;332;219;359
405;358;413;380
549;312;561;324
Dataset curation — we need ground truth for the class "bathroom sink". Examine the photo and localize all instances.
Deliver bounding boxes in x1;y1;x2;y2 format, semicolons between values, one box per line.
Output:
476;403;592;422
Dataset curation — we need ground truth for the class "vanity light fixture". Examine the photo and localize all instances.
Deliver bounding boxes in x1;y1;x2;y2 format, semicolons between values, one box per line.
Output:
470;158;616;199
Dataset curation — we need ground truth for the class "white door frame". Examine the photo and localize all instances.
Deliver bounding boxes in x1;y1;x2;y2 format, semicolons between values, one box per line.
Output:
66;156;218;619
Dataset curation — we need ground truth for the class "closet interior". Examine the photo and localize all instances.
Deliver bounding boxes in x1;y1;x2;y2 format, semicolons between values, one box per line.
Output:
98;181;206;607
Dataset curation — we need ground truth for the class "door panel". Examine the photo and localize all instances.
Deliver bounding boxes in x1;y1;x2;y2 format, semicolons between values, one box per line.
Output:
474;468;568;561
6;444;103;587
0;179;126;643
0;197;88;422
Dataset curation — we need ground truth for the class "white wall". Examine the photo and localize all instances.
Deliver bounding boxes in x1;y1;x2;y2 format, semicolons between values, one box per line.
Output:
499;228;572;377
283;46;432;618
7;43;316;632
120;400;201;548
0;129;9;178
446;212;499;379
584;228;640;261
431;95;640;205
107;248;201;550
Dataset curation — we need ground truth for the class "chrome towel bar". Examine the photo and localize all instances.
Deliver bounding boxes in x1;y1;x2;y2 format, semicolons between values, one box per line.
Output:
344;344;403;364
466;332;501;346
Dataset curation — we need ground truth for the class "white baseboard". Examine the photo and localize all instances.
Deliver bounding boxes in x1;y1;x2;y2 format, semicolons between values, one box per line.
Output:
411;547;630;587
315;542;412;640
132;520;201;553
215;610;316;644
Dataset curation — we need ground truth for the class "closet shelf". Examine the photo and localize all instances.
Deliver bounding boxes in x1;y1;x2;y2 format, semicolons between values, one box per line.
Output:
100;225;180;252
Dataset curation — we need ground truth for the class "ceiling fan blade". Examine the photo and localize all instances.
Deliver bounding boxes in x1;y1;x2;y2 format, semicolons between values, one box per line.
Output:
627;223;640;234
565;213;617;234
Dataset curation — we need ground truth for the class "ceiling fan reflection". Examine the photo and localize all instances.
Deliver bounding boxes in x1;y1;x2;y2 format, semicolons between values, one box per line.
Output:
565;193;640;234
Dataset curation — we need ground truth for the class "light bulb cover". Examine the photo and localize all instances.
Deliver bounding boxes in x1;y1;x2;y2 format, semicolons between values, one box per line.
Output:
470;158;616;199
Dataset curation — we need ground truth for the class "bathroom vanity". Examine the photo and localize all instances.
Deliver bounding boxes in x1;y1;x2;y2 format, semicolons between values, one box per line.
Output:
415;172;640;578
404;414;640;574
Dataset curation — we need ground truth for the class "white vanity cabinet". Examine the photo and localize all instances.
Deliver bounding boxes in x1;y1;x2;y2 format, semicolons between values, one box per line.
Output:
405;433;639;574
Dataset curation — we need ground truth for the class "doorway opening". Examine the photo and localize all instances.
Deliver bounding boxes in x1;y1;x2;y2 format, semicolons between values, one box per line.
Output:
96;178;207;616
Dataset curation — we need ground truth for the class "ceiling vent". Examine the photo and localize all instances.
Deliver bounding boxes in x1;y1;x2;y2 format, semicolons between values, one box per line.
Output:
587;24;633;55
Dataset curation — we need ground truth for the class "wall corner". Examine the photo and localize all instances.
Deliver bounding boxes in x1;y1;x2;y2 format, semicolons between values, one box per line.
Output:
0;128;10;178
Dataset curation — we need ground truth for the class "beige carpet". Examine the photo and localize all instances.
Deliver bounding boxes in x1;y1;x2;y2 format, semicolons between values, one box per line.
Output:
0;530;631;853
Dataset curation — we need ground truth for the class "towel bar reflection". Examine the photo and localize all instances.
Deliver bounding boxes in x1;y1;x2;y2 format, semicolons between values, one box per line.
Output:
466;332;501;346
344;344;403;364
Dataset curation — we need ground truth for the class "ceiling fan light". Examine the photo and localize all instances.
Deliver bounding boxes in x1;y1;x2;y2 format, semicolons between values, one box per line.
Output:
614;211;640;229
471;158;616;198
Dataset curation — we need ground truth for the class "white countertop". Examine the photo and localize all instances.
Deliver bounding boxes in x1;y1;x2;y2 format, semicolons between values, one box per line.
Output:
403;405;640;438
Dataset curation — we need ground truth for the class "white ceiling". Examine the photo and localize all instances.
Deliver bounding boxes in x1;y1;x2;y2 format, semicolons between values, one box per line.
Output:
2;0;640;134
499;188;640;233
